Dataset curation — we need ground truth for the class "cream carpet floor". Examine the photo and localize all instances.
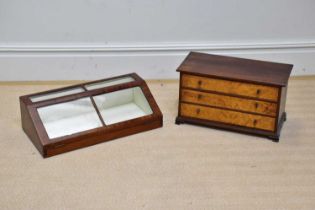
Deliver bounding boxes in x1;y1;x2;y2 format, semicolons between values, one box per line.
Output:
0;77;314;210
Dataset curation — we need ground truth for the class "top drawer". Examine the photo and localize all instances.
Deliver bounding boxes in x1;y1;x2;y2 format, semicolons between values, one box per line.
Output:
182;74;279;102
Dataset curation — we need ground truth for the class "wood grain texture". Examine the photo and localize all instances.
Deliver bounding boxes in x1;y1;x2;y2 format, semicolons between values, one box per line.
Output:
177;53;291;140
180;103;276;131
182;74;279;102
177;52;293;86
181;89;277;117
19;99;44;155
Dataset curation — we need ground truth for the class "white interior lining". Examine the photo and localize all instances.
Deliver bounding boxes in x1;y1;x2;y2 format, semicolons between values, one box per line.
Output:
37;97;102;139
36;86;153;139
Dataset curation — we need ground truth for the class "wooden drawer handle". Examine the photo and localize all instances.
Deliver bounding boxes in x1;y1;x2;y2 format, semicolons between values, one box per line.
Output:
253;119;257;126
256;89;261;95
198;80;202;86
197;94;203;99
196;108;201;114
255;102;259;109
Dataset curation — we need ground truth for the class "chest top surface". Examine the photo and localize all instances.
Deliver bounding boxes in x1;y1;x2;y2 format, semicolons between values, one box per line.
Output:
177;52;293;86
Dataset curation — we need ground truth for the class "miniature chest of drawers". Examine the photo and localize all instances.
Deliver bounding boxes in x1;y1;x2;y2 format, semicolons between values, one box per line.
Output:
175;52;293;141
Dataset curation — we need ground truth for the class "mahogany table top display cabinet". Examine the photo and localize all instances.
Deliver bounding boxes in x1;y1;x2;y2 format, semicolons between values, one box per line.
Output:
175;52;293;142
20;73;163;157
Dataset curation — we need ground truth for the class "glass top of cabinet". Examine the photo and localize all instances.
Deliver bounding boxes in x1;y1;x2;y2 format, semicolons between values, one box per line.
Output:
36;86;152;139
37;97;103;139
30;76;135;103
85;76;135;90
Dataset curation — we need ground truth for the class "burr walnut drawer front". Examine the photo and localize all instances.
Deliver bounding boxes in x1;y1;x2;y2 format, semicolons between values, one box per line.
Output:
181;74;279;102
180;103;276;131
181;89;277;117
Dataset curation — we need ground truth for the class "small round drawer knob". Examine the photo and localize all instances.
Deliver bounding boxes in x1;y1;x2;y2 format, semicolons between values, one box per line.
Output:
198;80;202;86
197;94;202;99
196;108;201;114
256;89;261;95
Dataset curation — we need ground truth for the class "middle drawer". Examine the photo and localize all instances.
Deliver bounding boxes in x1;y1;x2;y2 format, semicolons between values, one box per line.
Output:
181;89;277;117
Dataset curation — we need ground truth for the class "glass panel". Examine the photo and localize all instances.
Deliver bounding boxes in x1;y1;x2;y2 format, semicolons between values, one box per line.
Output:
37;97;103;139
85;76;135;90
93;87;153;125
30;87;85;102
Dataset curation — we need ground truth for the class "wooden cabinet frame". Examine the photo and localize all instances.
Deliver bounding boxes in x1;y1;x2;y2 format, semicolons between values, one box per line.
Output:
20;73;163;157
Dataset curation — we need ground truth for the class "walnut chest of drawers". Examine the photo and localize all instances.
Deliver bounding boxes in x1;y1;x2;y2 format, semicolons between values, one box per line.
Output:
175;52;293;141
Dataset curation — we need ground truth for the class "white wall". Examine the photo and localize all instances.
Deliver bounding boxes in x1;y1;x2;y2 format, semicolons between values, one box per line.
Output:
0;0;315;80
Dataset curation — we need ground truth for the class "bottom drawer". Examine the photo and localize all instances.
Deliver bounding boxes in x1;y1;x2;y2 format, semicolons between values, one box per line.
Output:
180;103;276;131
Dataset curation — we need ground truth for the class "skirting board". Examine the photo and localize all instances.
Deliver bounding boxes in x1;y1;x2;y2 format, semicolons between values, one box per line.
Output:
1;41;315;80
